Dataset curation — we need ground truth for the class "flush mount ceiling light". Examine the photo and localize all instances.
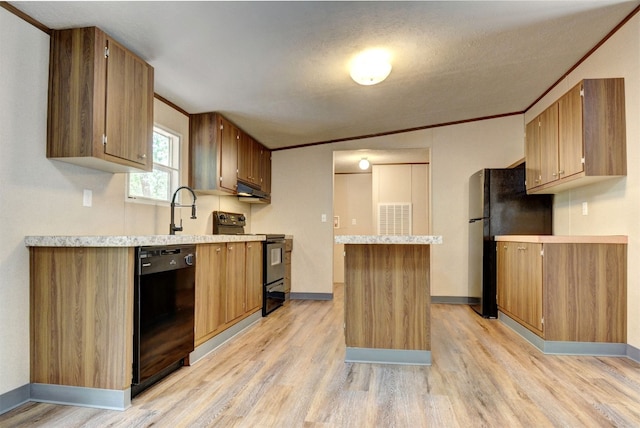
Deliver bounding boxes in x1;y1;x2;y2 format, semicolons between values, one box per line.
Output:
359;158;370;170
350;49;392;86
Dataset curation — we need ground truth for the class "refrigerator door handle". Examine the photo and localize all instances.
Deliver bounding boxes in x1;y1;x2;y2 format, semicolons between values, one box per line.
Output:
469;217;488;223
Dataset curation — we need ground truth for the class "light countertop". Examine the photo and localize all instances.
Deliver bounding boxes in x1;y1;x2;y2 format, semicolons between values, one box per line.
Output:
494;235;627;244
24;234;266;247
334;235;442;245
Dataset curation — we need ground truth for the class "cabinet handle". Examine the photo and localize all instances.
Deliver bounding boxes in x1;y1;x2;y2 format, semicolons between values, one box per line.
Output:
138;153;147;159
228;246;233;251
552;172;557;177
216;248;221;253
517;246;527;251
558;170;565;175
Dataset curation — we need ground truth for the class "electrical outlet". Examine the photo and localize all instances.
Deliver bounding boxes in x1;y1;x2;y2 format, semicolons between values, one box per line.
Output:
321;214;327;222
352;218;357;225
582;202;588;216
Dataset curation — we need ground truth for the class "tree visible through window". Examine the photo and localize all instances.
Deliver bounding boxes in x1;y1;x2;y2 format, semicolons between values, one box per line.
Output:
128;127;180;203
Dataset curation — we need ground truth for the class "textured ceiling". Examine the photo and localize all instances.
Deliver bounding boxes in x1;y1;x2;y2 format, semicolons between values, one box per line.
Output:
10;1;640;149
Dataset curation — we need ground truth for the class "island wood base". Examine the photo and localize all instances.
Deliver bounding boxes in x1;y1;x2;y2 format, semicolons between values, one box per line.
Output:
344;244;431;365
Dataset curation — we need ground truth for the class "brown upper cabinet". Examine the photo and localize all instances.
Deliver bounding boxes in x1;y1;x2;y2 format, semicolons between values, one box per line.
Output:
190;113;239;194
190;112;271;198
47;27;154;173
261;146;272;195
238;133;262;187
525;78;626;194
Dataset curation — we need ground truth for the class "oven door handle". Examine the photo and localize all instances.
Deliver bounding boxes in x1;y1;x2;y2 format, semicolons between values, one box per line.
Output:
161;248;181;255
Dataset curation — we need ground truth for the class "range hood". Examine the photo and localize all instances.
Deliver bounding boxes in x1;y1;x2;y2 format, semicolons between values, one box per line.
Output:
237;182;270;204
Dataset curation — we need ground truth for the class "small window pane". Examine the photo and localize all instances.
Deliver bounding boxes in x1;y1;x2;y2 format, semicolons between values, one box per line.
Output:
127;126;181;204
129;168;171;201
153;132;171;166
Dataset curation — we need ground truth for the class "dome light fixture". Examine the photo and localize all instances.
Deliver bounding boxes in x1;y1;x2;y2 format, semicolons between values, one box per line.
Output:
359;158;370;170
350;49;392;86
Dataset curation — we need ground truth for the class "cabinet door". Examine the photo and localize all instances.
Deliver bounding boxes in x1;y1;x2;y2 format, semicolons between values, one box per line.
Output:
284;239;292;294
104;37;153;169
284;250;292;294
219;117;239;192
497;242;543;336
252;141;262;187
558;84;584;179
189;113;218;191
539;103;559;186
515;243;543;334
238;133;253;184
194;244;226;344
245;242;263;311
226;243;246;322
261;146;272;194
582;79;627;177
525;118;541;191
497;243;513;313
238;135;263;187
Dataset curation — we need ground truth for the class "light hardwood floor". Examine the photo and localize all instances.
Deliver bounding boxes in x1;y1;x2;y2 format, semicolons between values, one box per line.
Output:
3;283;640;427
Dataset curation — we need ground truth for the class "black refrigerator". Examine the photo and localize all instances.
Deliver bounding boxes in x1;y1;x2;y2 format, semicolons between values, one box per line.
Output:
468;167;552;318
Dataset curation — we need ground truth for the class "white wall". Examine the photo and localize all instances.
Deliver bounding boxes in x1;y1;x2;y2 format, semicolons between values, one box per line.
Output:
524;13;640;348
0;8;249;397
0;7;50;397
252;115;525;297
333;173;373;282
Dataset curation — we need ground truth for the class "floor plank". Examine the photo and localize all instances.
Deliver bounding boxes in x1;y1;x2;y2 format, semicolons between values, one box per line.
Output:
2;283;640;427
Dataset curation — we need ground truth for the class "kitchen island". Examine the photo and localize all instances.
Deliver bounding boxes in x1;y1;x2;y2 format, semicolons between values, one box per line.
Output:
334;235;442;365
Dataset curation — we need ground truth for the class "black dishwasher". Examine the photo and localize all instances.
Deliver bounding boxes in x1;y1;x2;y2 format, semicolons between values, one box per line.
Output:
132;244;195;397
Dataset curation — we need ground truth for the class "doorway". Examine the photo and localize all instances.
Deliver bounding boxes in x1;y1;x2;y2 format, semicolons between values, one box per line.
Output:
332;148;431;283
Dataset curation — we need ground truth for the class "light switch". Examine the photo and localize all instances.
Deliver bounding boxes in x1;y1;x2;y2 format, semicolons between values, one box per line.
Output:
581;201;588;216
83;189;92;207
321;214;327;222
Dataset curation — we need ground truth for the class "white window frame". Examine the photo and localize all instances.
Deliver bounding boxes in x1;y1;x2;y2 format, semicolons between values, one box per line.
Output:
126;125;182;205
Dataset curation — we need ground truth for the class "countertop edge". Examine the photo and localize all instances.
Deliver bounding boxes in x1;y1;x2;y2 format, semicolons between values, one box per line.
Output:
334;235;443;245
25;235;267;247
494;235;628;244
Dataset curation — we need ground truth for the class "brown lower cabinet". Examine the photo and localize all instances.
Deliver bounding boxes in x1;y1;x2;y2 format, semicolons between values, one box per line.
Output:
284;238;292;298
30;247;135;390
194;242;262;346
29;241;263;393
245;242;263;311
497;242;544;335
497;239;626;342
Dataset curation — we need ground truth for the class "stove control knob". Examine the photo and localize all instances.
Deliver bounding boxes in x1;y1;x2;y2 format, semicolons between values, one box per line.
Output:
239;215;246;222
219;213;227;220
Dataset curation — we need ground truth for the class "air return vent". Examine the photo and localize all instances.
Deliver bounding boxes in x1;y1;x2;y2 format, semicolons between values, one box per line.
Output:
378;203;412;235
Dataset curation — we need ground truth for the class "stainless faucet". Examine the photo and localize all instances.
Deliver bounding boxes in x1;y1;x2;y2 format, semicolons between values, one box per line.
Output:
170;186;197;235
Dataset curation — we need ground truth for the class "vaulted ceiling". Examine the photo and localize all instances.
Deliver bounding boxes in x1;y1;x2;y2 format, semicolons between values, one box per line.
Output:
10;1;640;149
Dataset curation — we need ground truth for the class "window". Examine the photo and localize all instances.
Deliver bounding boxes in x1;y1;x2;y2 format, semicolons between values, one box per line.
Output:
128;126;181;203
